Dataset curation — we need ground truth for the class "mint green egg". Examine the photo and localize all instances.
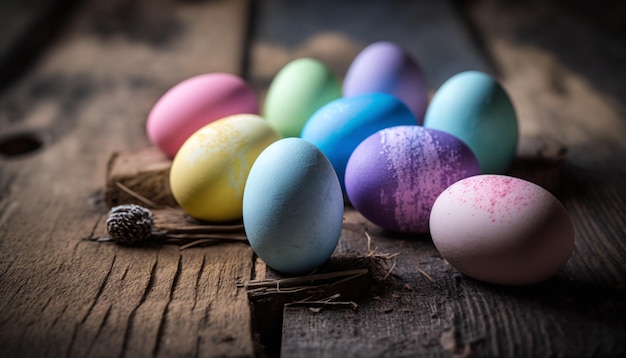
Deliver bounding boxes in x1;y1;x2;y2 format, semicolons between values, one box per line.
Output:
263;58;342;138
424;71;518;174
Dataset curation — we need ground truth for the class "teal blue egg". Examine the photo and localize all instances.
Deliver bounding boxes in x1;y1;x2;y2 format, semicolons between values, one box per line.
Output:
423;71;518;174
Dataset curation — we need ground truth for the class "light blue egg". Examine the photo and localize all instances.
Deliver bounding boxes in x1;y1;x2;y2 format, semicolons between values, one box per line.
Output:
423;71;518;174
243;138;344;275
301;93;417;190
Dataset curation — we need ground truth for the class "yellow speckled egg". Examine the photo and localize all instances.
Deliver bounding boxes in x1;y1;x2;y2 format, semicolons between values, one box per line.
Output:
170;114;280;222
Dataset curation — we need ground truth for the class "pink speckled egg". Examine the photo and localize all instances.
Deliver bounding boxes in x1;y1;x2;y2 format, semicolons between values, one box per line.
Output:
345;126;480;233
430;175;575;286
147;73;258;158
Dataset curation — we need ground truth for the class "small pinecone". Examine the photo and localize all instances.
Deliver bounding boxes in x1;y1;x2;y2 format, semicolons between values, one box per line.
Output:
106;204;154;245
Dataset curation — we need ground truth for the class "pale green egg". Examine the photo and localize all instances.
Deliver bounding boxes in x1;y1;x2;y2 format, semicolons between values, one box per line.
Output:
263;58;342;138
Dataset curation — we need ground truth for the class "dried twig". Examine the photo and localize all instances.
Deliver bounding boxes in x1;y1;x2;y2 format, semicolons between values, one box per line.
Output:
364;230;401;260
417;265;436;284
363;230;401;279
115;181;166;209
178;236;247;250
287;293;359;311
242;268;369;292
382;261;397;280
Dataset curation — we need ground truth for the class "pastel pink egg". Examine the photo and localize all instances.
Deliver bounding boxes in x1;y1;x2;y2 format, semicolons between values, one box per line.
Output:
146;73;258;158
430;175;575;285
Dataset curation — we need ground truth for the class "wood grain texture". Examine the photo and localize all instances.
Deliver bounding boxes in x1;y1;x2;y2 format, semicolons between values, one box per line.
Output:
0;0;256;357
256;1;626;357
283;209;626;357
2;0;624;357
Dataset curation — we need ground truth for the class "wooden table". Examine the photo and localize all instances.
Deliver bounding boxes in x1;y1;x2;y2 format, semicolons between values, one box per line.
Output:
1;0;624;356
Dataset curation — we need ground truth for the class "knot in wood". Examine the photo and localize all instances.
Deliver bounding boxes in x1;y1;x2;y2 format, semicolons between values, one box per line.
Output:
106;204;154;244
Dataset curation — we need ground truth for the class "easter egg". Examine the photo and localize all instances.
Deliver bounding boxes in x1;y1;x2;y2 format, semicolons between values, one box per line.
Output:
301;93;417;190
345;126;480;233
423;71;518;174
343;41;429;123
243;138;344;275
429;175;575;285
263;58;342;138
147;73;258;158
169;114;280;222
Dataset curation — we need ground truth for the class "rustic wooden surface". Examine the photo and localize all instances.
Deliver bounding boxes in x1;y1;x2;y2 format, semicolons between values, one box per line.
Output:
1;0;624;357
0;0;257;357
250;0;626;357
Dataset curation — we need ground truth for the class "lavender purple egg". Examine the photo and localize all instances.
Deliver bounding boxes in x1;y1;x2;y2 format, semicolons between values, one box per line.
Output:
345;126;481;233
343;41;429;124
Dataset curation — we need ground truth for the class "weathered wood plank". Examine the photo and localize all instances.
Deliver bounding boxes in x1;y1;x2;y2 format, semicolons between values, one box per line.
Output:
247;0;626;357
3;0;624;356
283;208;626;357
0;0;256;357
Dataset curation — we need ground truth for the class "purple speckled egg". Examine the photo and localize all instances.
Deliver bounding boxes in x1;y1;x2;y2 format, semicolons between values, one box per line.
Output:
345;126;481;233
343;42;429;124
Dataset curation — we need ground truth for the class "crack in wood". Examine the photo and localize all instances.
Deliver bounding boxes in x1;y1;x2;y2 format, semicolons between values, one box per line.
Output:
194;334;201;358
81;253;117;325
119;263;130;282
191;255;206;312
120;257;158;358
67;321;80;358
48;303;69;335
152;254;182;356
86;303;112;357
84;213;105;241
